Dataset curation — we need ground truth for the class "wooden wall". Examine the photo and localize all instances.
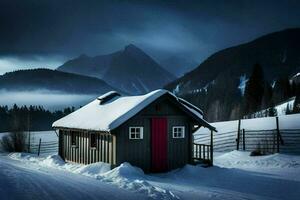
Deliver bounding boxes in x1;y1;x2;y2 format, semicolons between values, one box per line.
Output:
114;96;194;172
59;130;116;166
167;116;190;170
114;117;151;172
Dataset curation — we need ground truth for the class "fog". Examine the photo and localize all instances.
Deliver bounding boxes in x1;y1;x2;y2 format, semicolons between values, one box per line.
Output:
0;90;98;111
0;55;65;75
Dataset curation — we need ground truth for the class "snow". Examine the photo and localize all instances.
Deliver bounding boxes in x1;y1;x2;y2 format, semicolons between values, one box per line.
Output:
238;74;248;96
196;113;300;136
0;154;143;200
274;97;295;115
215;150;300;171
99;163;178;200
173;84;180;94
292;72;300;78
7;153;178;199
2;151;300;200
271;80;276;88
0;131;58;154
9;153;111;175
53;89;205;132
248;97;295;117
0;130;57;141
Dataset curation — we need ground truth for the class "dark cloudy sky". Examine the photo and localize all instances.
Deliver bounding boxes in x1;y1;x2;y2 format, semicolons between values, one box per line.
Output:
1;0;300;74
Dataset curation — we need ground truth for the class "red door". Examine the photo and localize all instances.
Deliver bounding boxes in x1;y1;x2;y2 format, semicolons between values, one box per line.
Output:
151;118;168;172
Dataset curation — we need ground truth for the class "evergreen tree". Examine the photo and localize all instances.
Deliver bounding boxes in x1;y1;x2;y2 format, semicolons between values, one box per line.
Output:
293;86;300;113
272;76;291;104
268;101;277;117
0;105;75;132
244;63;265;115
261;83;273;110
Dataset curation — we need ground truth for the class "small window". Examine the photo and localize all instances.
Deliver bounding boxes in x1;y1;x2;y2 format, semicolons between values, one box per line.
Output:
129;127;143;139
90;133;97;148
71;131;77;146
172;126;185;138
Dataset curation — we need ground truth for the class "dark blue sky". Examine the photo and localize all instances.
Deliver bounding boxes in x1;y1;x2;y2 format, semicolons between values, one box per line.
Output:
0;0;300;74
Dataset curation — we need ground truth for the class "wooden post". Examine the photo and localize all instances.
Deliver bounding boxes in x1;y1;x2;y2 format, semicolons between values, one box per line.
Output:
210;130;213;166
199;144;201;159
37;138;42;156
236;119;241;150
27;112;30;153
242;129;245;151
276;116;280;153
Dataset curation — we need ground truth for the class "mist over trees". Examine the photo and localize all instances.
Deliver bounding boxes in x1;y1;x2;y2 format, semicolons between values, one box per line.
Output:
0;105;75;132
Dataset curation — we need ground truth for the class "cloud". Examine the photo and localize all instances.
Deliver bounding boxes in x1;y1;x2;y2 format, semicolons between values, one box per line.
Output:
0;55;65;75
0;0;300;73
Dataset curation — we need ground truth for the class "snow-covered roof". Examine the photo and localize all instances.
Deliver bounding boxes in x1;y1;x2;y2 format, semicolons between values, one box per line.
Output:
52;89;215;132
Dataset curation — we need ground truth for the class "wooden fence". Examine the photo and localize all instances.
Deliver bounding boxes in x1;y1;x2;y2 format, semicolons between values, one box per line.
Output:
27;139;58;155
236;129;300;154
195;117;300;155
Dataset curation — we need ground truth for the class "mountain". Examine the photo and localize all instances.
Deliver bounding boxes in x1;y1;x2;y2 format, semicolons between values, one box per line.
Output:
0;68;116;94
160;56;198;77
58;44;176;94
166;28;300;122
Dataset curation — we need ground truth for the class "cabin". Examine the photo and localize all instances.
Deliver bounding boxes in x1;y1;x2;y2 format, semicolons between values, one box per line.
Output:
52;89;216;173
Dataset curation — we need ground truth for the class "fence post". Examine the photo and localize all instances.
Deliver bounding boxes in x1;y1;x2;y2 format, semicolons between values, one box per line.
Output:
276;116;280;153
236;119;241;150
27;132;31;153
210;130;213;166
37;138;42;156
242;129;245;151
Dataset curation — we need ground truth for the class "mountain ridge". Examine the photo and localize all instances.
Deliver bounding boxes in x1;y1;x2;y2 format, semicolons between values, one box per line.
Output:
166;28;300;94
58;44;176;94
0;68;118;94
165;28;300;122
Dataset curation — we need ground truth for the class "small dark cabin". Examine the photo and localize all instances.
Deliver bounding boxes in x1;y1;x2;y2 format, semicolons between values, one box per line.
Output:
52;89;216;173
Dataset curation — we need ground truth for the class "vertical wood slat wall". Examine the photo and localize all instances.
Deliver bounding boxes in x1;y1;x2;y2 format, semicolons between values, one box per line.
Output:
61;130;115;166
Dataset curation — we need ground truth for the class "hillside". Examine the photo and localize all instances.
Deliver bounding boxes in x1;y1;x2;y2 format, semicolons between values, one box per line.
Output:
167;28;300;94
58;44;176;94
0;68;116;94
166;28;300;121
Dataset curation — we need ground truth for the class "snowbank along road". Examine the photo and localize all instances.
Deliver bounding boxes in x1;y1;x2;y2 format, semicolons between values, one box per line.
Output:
1;151;300;200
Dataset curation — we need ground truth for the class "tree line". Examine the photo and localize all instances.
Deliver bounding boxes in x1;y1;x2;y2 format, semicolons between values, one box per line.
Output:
181;63;300;122
242;63;300;118
0;104;75;132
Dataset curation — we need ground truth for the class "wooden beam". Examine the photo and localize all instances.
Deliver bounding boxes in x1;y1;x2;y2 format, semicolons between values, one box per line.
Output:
276;116;280;153
210;130;213;166
236;119;241;150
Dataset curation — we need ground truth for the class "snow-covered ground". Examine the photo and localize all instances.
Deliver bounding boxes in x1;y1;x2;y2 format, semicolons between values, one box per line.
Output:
1;151;300;200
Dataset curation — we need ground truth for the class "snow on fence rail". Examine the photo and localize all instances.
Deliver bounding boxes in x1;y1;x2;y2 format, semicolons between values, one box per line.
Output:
195;114;300;154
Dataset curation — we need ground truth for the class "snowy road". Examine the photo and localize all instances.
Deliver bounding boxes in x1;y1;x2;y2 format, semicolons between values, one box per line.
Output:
1;151;300;200
0;155;145;200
